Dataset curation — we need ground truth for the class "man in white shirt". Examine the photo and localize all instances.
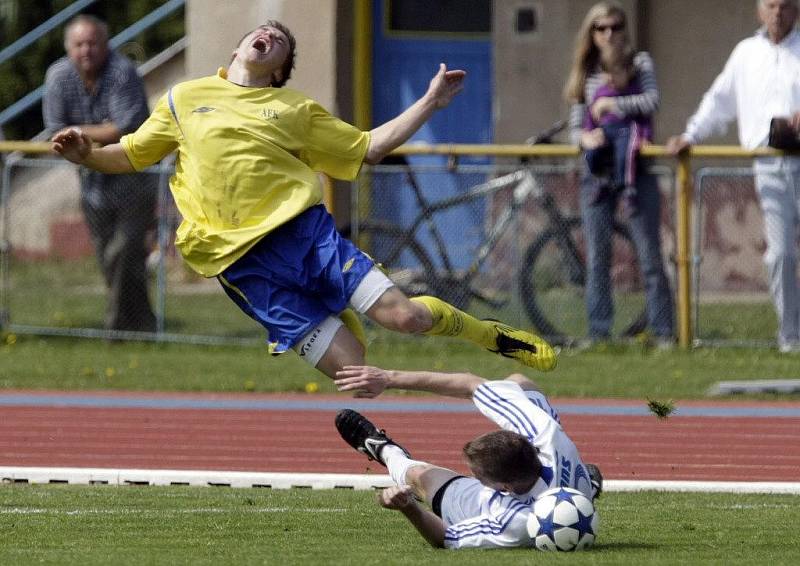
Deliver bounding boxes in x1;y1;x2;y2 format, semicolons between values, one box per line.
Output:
667;0;800;353
334;366;601;549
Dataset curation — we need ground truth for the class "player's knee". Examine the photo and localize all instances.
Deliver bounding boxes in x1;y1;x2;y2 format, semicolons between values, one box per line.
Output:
404;464;435;489
392;305;429;334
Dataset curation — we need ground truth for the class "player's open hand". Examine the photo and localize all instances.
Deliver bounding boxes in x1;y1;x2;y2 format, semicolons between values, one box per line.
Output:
52;127;93;164
334;365;389;398
427;63;466;109
377;485;417;511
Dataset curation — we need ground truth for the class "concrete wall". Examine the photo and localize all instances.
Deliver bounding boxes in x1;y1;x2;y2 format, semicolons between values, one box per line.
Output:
494;0;762;144
186;0;338;111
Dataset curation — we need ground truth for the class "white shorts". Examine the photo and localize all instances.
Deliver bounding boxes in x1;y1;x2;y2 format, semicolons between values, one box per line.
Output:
437;477;486;527
292;267;394;366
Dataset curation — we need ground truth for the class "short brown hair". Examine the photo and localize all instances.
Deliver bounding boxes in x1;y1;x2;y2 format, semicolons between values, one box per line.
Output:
463;430;541;485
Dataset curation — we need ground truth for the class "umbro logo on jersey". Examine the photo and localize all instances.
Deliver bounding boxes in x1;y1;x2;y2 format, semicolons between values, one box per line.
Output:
192;106;217;113
342;258;355;273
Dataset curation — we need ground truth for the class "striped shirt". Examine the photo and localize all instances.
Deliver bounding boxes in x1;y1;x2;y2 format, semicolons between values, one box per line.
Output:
442;381;593;549
569;51;660;145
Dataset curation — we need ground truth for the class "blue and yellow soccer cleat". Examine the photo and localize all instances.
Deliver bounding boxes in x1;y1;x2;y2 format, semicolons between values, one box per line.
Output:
485;321;557;372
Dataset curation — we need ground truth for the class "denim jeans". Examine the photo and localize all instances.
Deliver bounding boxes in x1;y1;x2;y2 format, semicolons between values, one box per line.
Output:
584;122;633;190
579;169;674;338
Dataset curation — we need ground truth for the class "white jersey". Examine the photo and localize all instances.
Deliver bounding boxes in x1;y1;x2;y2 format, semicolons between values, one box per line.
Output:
442;380;593;549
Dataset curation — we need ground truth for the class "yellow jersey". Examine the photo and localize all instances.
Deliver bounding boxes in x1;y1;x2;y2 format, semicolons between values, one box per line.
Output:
120;68;370;276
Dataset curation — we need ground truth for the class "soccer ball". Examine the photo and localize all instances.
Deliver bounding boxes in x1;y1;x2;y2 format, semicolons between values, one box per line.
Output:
526;487;598;551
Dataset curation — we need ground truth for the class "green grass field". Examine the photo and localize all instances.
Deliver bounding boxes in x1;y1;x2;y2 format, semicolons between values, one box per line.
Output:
1;485;799;565
3;256;783;342
1;331;799;399
3;259;799;563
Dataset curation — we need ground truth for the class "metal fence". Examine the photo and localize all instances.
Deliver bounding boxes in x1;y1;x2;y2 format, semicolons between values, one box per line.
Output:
693;167;774;347
0;157;260;345
350;160;675;345
0;150;788;348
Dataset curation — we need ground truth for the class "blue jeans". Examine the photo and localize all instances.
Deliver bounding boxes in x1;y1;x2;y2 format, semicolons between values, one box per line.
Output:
585;122;633;190
580;170;674;338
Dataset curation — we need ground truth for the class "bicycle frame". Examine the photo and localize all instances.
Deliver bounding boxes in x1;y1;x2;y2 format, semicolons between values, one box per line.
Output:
365;161;570;305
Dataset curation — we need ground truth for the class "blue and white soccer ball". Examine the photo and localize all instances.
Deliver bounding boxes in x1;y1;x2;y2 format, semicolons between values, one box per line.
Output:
526;487;598;551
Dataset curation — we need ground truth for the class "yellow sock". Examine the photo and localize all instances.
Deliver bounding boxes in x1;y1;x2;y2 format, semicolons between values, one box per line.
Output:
339;309;367;350
410;296;494;348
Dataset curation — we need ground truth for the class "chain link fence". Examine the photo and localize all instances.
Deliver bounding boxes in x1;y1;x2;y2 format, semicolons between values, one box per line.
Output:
693;167;776;347
0;157;260;345
351;160;675;345
0;155;783;347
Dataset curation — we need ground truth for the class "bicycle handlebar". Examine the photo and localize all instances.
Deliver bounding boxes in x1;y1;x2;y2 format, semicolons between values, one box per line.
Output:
525;119;568;145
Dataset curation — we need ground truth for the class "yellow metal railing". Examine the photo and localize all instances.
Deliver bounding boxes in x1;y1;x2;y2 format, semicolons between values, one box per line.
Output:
1;140;786;348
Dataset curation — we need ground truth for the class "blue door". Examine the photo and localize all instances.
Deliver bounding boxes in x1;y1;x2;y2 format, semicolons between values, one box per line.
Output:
371;0;492;268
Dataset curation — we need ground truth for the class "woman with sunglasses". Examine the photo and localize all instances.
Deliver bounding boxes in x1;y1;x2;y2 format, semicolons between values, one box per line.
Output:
563;1;674;347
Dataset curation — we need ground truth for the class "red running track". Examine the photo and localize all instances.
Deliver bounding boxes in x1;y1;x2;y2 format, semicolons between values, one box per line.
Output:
1;391;799;482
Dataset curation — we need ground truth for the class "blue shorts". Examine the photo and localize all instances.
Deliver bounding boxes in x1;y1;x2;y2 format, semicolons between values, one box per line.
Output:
218;205;375;353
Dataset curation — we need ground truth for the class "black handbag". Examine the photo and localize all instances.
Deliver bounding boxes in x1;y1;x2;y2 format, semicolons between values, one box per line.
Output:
768;117;800;150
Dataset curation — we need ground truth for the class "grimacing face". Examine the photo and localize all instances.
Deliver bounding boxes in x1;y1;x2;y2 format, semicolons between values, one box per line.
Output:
234;25;290;82
65;21;108;76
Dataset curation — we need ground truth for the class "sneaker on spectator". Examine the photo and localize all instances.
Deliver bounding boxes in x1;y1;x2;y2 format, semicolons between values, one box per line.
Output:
778;340;800;354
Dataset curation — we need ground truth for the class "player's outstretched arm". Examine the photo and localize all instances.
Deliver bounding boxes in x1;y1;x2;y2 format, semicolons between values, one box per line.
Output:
52;127;135;174
378;486;446;548
335;365;485;399
364;63;465;164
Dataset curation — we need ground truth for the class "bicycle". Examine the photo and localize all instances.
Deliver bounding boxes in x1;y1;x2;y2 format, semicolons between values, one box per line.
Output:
352;123;647;344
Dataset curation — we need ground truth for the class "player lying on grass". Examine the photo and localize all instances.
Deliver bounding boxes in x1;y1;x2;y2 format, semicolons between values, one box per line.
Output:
334;366;602;548
51;19;556;379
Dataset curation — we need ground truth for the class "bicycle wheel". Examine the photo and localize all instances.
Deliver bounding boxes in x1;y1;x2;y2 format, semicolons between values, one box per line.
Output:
519;217;647;342
352;221;449;300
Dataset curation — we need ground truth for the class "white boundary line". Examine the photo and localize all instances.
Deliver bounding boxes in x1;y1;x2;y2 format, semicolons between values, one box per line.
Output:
2;467;800;494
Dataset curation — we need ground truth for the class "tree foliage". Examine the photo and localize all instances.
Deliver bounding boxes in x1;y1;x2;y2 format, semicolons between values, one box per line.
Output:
0;0;184;140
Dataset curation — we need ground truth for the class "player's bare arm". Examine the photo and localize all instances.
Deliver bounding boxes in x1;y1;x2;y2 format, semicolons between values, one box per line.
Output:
70;122;123;145
52;127;135;173
504;373;542;392
334;365;484;399
364;63;466;164
378;486;446;548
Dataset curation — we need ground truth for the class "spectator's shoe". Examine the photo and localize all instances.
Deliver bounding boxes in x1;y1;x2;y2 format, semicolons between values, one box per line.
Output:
586;463;604;500
335;409;409;466
484;320;557;372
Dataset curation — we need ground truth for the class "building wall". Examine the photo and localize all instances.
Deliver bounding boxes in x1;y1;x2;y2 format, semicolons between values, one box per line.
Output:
184;0;767;143
186;0;338;111
494;0;762;144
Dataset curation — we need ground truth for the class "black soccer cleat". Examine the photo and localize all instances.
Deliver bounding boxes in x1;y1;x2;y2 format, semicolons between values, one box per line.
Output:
586;463;604;500
335;409;408;466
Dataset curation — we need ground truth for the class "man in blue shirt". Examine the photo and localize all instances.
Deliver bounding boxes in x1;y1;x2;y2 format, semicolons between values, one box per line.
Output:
44;14;157;332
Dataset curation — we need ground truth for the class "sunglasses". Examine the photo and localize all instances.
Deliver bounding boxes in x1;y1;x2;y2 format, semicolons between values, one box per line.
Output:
593;22;625;33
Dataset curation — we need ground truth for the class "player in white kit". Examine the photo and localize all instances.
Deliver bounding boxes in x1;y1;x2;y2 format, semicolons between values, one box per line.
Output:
334;366;602;549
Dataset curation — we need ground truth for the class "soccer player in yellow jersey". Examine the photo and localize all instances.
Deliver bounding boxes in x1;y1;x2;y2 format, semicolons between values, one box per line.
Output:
51;20;557;379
